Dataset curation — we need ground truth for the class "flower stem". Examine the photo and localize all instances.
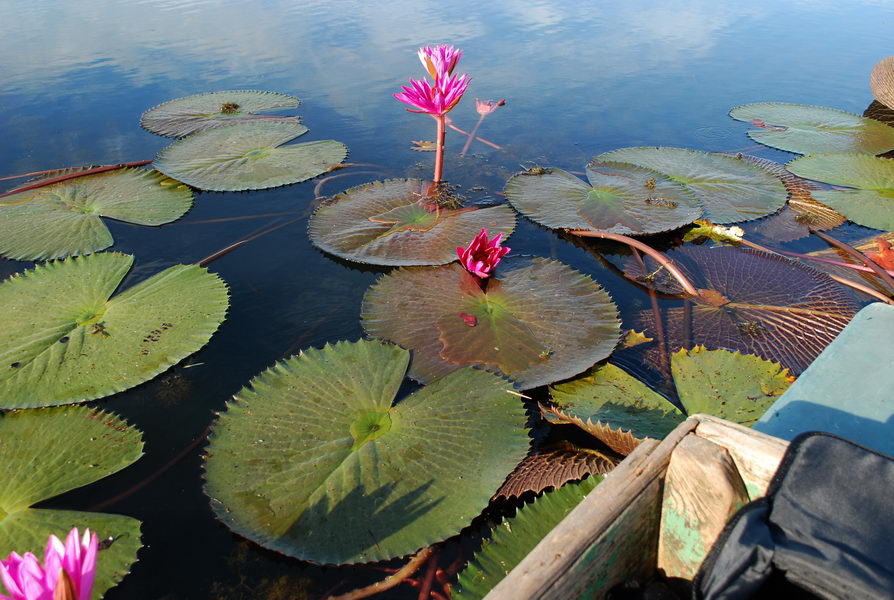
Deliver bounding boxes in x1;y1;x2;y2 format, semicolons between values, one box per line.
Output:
567;229;700;297
812;229;894;296
460;114;486;157
434;114;446;183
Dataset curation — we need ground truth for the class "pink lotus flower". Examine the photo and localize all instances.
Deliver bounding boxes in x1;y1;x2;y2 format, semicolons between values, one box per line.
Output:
418;45;462;81
394;72;471;116
457;228;510;279
0;528;98;600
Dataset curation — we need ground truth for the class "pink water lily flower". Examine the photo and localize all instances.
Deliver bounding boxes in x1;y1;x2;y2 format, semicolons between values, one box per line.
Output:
418;44;462;81
457;228;510;279
475;98;505;116
0;528;98;600
394;71;471;116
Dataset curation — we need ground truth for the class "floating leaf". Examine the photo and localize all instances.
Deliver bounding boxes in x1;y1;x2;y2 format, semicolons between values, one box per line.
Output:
871;56;894;111
494;442;618;500
627;245;860;374
503;163;701;235
786;153;894;231
595;147;787;224
361;258;621;388
153;121;347;192
0;405;143;598
549;363;685;441
729;103;894;155
864;100;894;127
203;340;529;565
140;90;300;138
453;478;601;600
308;179;516;266
0;253;228;408
671;346;790;426
547;349;789;448
622;329;653;348
0;168;193;261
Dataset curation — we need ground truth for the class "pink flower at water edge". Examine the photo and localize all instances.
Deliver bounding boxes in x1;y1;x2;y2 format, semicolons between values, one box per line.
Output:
394;72;472;116
475;98;505;116
457;228;510;279
418;45;463;81
0;528;98;600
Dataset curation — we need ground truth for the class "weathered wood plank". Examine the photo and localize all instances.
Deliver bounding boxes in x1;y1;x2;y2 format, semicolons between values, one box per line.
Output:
693;414;787;499
485;418;698;600
657;434;750;580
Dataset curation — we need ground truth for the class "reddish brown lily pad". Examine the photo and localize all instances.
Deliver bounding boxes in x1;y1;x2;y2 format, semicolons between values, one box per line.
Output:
494;442;619;500
361;257;621;388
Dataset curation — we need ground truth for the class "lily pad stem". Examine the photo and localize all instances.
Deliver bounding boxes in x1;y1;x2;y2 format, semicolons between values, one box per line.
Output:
567;229;700;297
735;238;894;279
0;160;152;198
327;546;435;600
812;229;894;296
631;248;670;379
434;114;446;183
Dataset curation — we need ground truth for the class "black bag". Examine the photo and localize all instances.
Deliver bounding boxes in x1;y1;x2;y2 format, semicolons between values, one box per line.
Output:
693;432;894;600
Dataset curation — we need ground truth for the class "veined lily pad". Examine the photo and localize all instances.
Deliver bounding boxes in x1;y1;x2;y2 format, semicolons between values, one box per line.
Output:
308;179;516;265
0;168;193;261
546;348;790;446
0;405;143;598
864;100;894;127
453;477;601;600
140;90;300;138
0;252;228;408
503;162;701;234
494;442;618;500
203;340;529;565
595;147;787;224
729;103;894;155
361;258;621;388
786;153;894;231
153;121;347;192
737;155;844;242
626;245;860;374
871;56;894;111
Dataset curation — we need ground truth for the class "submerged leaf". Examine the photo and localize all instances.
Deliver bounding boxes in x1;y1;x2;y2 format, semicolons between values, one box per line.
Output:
503;162;701;234
454;478;601;600
787;153;894;231
153;121;347;192
0;406;143;598
308;179;516;266
361;258;621;388
0;168;193;261
203;340;529;565
140;90;300;137
595;147;787;224
627;245;860;374
0;253;229;408
729;103;894;155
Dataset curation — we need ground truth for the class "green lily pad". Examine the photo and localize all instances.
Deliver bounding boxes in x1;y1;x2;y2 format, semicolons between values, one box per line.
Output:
494;441;618;500
203;339;529;565
786;153;894;230
626;246;860;374
595;147;787;224
361;258;621;388
547;348;790;448
503;162;701;235
453;477;601;600
0;405;143;599
153;121;347;192
140;90;300;138
729;103;894;155
0;168;193;261
0;252;229;408
308;179;516;266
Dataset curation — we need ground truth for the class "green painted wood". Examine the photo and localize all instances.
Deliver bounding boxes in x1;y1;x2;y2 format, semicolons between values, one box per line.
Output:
755;303;894;455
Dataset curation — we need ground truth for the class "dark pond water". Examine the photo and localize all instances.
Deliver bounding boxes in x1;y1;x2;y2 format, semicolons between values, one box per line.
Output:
1;0;892;597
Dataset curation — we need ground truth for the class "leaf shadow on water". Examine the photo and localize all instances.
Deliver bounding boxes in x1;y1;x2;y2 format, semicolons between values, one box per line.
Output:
286;478;442;563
